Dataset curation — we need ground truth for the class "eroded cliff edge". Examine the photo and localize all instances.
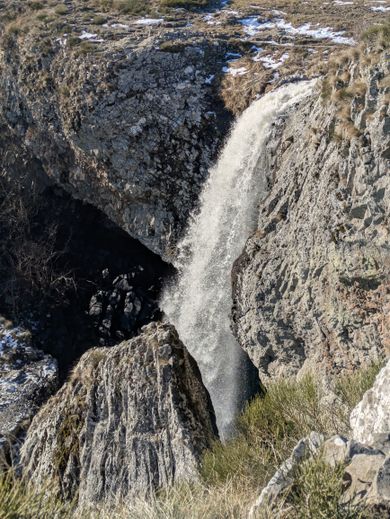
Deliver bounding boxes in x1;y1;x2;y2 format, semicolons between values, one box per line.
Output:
0;15;230;261
232;52;390;380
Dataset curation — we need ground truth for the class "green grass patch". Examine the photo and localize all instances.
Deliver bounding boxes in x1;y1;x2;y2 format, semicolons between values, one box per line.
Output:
201;364;382;491
290;457;367;519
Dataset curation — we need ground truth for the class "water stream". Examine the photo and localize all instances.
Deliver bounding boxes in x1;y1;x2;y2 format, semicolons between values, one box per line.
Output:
162;80;315;437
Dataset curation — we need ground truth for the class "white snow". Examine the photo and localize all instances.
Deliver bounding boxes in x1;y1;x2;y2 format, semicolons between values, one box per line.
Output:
334;0;354;4
240;16;262;36
134;18;164;25
203;14;221;25
371;5;390;10
104;23;130;29
222;65;248;76
79;31;104;42
255;52;289;69
225;51;242;61
240;16;355;45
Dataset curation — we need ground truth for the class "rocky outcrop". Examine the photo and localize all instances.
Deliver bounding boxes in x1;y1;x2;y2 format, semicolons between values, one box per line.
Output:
0;15;230;261
0;319;58;465
249;431;324;518
232;55;390;379
20;322;217;506
350;360;390;446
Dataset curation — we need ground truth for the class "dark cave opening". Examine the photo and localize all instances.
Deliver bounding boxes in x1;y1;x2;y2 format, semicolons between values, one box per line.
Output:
0;179;174;380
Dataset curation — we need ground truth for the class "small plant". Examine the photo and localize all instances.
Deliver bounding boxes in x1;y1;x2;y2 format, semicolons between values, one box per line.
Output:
362;19;390;49
161;0;208;7
28;1;44;10
113;0;146;14
289;457;365;519
55;4;69;16
335;361;383;412
93;15;107;25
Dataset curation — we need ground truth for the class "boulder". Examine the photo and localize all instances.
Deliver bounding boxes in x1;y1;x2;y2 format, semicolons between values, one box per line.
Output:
350;360;390;446
20;322;217;507
0;20;230;262
0;318;58;465
232;57;390;380
248;431;324;517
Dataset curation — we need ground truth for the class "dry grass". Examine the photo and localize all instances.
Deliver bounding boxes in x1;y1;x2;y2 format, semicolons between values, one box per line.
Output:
1;364;383;518
0;470;73;519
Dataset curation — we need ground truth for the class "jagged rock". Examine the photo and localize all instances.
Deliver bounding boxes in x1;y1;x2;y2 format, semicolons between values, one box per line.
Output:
342;452;386;507
0;319;58;465
248;431;324;517
350;360;390;446
20;322;217;507
232;56;390;380
0;20;230;261
322;435;385;468
88;268;165;345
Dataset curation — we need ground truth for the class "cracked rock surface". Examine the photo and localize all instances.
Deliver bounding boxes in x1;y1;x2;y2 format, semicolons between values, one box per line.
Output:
232;56;390;380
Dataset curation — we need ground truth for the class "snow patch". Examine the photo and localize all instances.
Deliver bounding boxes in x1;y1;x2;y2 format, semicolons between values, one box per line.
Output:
255;52;289;69
104;23;130;29
203;14;221;25
79;31;104;42
240;16;262;36
222;66;248;76
371;5;390;10
134;18;164;25
240;16;355;45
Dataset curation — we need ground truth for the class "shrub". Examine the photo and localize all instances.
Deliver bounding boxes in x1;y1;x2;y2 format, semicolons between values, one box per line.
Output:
113;0;146;14
160;0;208;8
289;457;366;519
362;19;390;49
0;176;74;317
201;365;382;490
55;5;69;15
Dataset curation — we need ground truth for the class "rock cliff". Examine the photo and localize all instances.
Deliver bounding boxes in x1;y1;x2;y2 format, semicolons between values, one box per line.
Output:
232;53;390;380
0;11;229;261
20;322;217;506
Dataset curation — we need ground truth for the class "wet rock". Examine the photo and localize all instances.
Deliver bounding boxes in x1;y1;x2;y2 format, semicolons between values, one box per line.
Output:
0;319;58;465
20;322;217;506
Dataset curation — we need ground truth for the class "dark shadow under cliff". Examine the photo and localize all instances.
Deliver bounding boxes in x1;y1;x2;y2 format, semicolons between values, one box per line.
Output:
0;175;174;380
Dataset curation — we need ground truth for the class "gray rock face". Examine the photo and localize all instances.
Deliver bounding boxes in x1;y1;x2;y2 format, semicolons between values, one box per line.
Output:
20;322;217;506
232;57;390;379
0;26;230;261
350;360;390;446
0;319;58;465
322;435;390;510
